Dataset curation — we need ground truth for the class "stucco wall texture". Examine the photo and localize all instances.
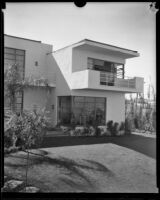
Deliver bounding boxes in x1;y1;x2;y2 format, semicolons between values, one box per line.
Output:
5;35;142;126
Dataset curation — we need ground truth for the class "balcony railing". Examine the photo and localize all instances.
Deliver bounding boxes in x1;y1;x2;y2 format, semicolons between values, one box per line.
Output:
71;69;144;93
100;72;135;89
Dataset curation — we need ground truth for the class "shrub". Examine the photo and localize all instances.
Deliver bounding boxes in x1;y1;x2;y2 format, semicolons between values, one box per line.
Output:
119;122;125;131
152;111;156;131
88;126;96;136
125;118;132;135
97;126;107;136
113;122;119;136
4;130;13;148
134;116;139;129
107;120;114;135
95;127;101;137
4;108;50;151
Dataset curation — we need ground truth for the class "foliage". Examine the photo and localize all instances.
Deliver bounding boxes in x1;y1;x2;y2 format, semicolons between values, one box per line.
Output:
107;120;114;135
4;108;50;151
113;122;119;136
95;127;101;137
125;118;132;135
125;92;156;133
119;122;125;131
68;120;126;137
152;110;156;130
4;64;23;113
4;64;52;114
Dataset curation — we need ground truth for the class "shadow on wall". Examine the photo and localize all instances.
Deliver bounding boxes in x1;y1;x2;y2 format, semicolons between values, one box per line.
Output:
45;54;71;126
47;54;71;96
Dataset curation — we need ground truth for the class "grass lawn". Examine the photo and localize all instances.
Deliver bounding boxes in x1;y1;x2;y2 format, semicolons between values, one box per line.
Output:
4;134;157;193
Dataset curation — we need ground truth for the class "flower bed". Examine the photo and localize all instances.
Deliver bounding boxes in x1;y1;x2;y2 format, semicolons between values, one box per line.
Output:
59;120;127;137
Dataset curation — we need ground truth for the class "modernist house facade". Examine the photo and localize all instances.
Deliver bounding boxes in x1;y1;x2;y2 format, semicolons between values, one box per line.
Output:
4;34;144;126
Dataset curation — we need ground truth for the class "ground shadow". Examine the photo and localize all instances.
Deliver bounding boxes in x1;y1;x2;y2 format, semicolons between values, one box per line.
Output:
5;153;113;191
41;134;156;159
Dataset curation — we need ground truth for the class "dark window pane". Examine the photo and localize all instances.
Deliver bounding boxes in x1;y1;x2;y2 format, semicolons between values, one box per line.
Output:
16;55;24;61
85;97;95;103
16;49;25;55
4;47;25;113
74;96;85;102
4;48;15;54
4;60;16;67
96;97;105;103
4;54;15;60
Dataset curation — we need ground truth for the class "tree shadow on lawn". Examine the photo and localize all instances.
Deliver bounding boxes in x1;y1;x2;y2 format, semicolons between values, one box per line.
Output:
5;152;114;191
42;134;156;159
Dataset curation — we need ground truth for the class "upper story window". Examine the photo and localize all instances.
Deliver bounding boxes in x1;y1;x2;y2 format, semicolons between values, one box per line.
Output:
4;47;25;79
87;57;116;73
4;47;25;113
87;57;124;79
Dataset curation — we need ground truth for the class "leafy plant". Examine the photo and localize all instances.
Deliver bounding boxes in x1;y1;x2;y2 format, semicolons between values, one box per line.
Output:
4;108;50;150
107;120;114;135
113;122;119;136
95;127;101;137
4;64;23;113
119;122;125;131
125;118;132;135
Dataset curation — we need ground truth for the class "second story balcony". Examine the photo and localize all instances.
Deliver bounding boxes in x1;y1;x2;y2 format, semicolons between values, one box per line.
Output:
71;69;144;93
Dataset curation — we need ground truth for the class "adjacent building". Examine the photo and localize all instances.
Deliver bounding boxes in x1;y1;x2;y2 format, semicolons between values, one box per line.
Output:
4;34;144;127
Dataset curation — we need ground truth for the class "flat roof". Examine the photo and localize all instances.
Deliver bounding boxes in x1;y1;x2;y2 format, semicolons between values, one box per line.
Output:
54;38;138;54
4;34;42;43
83;39;138;53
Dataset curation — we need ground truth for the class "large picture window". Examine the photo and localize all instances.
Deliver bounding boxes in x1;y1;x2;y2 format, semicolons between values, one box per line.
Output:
58;96;106;125
4;47;25;113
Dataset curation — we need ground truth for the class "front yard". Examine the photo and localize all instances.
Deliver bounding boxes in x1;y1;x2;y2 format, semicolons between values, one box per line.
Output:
4;134;157;193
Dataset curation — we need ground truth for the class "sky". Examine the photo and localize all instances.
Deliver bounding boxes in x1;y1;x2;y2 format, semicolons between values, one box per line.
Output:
3;2;156;98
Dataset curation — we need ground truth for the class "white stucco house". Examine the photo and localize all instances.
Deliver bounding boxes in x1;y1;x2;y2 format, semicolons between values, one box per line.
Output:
4;34;144;127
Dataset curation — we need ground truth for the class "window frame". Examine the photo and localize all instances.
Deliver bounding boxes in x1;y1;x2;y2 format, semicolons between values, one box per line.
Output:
4;47;25;113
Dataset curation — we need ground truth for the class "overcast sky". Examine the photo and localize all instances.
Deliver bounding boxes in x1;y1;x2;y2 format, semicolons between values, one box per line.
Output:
3;2;156;98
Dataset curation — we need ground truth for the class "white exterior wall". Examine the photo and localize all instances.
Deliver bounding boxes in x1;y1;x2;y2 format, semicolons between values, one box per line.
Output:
53;47;73;89
47;46;127;124
23;87;48;110
71;90;125;123
5;36;137;126
47;52;72;125
4;36;53;80
23;87;56;125
5;36;57;125
72;48;125;72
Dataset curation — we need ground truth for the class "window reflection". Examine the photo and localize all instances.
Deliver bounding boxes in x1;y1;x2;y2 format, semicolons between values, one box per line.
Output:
58;96;106;125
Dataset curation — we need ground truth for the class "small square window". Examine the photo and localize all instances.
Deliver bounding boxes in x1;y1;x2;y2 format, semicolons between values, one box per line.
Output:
35;61;38;66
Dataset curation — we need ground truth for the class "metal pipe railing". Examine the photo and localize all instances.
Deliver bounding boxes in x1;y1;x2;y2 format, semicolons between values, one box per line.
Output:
100;72;135;88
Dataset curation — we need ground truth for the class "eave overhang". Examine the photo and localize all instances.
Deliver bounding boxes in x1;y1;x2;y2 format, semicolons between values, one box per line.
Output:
72;39;140;59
